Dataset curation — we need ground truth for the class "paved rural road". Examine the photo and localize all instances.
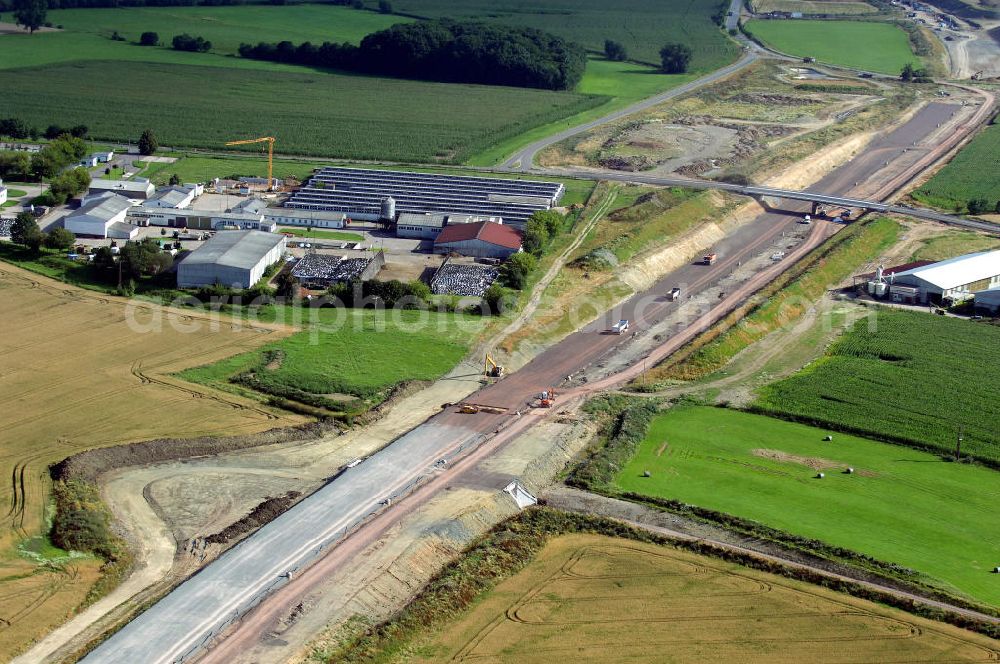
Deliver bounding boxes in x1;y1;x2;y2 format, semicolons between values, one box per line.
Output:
79;103;986;664
500;49;759;172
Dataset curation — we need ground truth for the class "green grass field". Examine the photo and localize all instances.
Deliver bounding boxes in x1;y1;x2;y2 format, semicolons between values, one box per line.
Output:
745;20;919;73
179;306;485;406
913;124;1000;212
910;231;1000;261
278;227;364;242
617;406;1000;606
755;308;1000;463
0;60;603;162
0;2;733;165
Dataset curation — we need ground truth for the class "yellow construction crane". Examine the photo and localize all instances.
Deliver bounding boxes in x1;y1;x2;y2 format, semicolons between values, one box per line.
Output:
224;136;276;190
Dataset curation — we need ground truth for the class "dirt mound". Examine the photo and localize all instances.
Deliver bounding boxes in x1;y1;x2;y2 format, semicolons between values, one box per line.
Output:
204;491;302;546
729;92;817;106
752;448;840;471
51;421;336;484
598;155;654;171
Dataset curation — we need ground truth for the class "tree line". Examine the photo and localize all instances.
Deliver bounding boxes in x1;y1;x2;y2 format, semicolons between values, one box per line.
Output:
239;20;588;90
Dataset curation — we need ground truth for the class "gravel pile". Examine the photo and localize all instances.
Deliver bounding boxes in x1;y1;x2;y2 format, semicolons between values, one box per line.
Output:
0;218;12;237
431;263;499;297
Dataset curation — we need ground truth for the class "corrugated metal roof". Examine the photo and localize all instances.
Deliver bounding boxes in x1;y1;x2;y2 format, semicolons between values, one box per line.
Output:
183;230;285;270
893;250;1000;289
68;192;133;222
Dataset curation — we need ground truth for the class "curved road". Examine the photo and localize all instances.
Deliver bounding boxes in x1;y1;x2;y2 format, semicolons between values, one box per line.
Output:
501;49;759;171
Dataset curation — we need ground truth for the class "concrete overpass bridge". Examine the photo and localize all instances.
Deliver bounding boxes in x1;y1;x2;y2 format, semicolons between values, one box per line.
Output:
533;168;1000;236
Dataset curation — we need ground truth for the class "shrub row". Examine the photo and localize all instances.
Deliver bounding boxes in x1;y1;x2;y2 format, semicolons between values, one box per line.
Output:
565;395;660;490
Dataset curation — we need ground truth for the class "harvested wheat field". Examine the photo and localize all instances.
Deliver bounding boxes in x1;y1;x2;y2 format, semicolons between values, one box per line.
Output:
420;534;998;663
0;265;305;658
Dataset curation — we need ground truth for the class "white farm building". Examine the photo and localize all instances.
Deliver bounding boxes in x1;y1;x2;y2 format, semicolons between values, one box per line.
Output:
177;230;286;289
88;179;155;201
263;208;349;229
63;192;137;239
888;250;1000;305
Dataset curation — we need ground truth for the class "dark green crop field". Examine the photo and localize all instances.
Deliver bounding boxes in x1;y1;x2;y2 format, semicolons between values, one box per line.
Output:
0;61;603;162
754;308;1000;464
393;0;739;71
912;124;1000;213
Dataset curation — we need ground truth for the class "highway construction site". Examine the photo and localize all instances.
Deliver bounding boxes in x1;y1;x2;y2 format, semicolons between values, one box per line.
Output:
13;32;1000;664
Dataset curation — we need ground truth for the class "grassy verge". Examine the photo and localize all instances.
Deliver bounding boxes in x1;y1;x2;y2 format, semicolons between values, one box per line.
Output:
467;60;699;166
315;508;998;664
639;217;900;385
909;231;1000;261
278;227;364;242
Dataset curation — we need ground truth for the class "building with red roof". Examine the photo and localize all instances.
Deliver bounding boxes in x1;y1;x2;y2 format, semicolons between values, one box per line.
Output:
433;221;523;259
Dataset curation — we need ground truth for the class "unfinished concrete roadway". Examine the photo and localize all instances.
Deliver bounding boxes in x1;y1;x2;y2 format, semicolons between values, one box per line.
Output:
78;100;984;664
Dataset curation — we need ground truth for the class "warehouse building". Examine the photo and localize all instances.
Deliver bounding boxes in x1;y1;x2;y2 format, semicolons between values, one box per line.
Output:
88;178;155;201
433;221;522;259
888;250;1000;305
396;212;447;240
395;212;504;240
973;286;1000;315
177;230;286;289
264;208;349;229
129;206;276;232
145;185;199;210
64;192;137;239
285;167;563;228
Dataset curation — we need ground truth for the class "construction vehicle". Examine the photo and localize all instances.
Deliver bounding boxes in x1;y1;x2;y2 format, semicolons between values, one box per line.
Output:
703;252;718;265
801;214;811;225
611;319;630;334
224;136;276;191
459;404;480;414
537;389;557;408
484;353;504;378
458;402;508;414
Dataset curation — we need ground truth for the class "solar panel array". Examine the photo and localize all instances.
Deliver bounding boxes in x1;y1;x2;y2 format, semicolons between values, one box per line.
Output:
285;167;564;227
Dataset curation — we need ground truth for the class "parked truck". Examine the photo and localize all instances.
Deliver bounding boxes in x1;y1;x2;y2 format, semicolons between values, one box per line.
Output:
611;319;629;334
703;253;718;265
668;287;682;301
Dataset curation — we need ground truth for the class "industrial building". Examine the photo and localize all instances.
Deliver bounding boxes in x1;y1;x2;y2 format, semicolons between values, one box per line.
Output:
290;251;384;289
88;178;155;201
63;192;137;239
284;167;563;228
145;185;199;210
130;205;276;232
395;212;504;240
396;212;447;240
886;250;1000;305
973;287;1000;314
433;221;522;259
177;230;286;289
264;208;349;229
